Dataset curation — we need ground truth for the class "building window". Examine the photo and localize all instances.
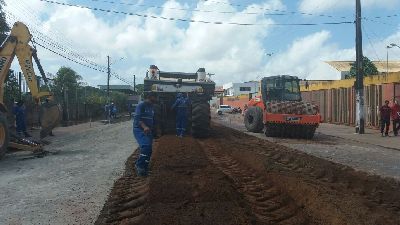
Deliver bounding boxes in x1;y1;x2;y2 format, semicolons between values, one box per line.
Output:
240;87;251;92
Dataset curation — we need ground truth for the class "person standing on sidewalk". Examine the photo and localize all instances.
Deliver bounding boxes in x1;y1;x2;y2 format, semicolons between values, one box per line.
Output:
379;100;392;137
133;93;157;177
391;100;400;136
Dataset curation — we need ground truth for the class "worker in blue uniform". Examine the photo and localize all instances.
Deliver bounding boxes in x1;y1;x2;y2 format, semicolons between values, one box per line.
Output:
13;100;31;137
172;93;190;137
133;93;157;177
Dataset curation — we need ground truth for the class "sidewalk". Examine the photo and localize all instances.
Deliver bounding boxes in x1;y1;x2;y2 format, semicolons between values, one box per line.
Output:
319;123;400;151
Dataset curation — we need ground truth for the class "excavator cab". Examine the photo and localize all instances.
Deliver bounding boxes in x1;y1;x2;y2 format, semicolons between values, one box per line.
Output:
261;76;302;102
0;22;62;157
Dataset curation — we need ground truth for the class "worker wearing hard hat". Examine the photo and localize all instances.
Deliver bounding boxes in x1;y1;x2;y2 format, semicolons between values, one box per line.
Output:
172;93;190;137
133;92;157;177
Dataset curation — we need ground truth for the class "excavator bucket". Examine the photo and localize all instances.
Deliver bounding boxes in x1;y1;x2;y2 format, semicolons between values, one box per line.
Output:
39;102;62;139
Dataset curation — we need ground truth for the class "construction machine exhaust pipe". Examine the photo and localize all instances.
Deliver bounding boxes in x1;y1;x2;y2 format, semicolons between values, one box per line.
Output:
39;101;62;139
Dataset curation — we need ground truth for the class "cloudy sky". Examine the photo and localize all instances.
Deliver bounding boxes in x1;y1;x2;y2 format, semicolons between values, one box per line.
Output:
4;0;400;86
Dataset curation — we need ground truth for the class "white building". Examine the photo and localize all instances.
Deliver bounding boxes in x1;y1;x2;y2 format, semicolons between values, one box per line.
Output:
223;81;259;97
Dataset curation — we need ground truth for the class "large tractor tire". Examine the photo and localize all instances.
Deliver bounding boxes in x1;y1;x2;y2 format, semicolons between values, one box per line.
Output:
244;106;264;133
192;101;210;138
0;113;9;159
153;104;163;135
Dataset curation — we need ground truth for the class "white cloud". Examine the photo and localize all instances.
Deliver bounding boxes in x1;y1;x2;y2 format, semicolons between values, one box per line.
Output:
5;0;287;85
264;30;354;80
299;0;399;13
4;0;400;87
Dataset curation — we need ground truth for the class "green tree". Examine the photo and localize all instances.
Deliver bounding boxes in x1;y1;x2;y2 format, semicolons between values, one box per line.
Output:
52;67;82;100
348;56;379;78
135;83;144;96
51;67;82;120
4;70;19;104
0;0;10;43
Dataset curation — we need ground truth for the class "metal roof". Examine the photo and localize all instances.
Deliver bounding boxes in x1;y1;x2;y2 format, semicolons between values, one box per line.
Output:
326;61;400;73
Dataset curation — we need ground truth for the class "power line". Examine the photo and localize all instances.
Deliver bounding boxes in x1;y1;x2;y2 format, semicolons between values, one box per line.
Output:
82;0;288;16
7;0;99;62
39;0;354;26
6;12;132;85
4;4;103;69
82;0;350;19
5;10;106;71
198;0;350;19
362;24;383;62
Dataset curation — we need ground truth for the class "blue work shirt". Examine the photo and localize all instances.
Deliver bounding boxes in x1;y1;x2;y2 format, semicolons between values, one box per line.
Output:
134;101;155;130
172;97;190;114
13;105;26;123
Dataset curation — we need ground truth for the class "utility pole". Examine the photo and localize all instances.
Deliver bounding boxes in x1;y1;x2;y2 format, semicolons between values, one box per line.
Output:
355;0;365;134
133;74;136;93
386;46;389;75
107;56;111;124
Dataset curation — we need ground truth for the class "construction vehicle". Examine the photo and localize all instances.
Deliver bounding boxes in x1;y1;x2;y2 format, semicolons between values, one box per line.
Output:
244;75;320;139
143;65;215;138
0;22;62;158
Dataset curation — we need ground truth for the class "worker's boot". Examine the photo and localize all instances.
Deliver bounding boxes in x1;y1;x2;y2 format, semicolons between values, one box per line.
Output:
135;164;147;177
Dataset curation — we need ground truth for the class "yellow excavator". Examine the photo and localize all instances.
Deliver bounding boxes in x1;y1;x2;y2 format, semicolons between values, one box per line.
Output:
0;22;62;158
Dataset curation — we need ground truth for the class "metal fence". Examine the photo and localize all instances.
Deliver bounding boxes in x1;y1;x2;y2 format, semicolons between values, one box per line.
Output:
302;83;400;128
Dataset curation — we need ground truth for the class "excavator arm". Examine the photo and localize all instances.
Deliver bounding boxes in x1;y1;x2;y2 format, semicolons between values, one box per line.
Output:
0;22;52;103
0;22;62;158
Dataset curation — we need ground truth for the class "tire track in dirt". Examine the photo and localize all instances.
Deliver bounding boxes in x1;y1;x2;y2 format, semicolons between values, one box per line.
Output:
95;153;148;225
198;140;314;225
208;123;400;225
96;124;400;225
142;136;253;225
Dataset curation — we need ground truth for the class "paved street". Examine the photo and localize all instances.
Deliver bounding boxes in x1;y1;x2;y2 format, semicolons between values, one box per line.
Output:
214;113;400;180
0;121;137;225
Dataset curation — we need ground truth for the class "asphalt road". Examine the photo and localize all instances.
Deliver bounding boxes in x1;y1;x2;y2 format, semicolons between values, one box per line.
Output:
0;121;137;225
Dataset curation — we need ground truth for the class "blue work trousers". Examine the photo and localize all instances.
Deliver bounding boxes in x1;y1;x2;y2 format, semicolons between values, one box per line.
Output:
176;110;187;136
16;117;27;134
133;128;153;171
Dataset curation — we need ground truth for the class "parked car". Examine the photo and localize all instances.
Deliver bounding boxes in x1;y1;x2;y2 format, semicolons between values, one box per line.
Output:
216;105;234;115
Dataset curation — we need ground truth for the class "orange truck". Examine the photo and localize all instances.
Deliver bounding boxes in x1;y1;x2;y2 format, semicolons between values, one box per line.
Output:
244;75;321;139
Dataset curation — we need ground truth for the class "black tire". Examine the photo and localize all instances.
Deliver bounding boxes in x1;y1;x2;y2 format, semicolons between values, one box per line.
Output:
192;102;210;138
153;104;163;135
244;107;264;133
0;113;9;159
264;123;274;137
305;126;316;139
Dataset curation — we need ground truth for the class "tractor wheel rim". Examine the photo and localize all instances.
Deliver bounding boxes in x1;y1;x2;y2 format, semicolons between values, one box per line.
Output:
0;124;5;147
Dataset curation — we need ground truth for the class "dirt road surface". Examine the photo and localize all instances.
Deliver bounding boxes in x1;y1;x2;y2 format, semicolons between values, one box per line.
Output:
96;124;400;225
0;121;137;225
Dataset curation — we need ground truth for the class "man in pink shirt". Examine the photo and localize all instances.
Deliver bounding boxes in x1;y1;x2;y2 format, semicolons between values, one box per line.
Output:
391;100;400;136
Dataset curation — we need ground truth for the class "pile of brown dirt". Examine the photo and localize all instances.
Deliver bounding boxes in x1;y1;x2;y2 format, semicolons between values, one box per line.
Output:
96;124;400;225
